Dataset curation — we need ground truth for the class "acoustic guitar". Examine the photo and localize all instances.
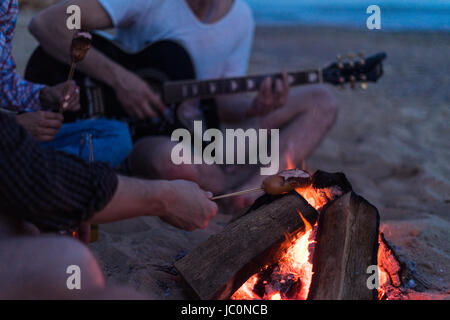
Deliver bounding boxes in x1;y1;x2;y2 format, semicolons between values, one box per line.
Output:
25;32;386;141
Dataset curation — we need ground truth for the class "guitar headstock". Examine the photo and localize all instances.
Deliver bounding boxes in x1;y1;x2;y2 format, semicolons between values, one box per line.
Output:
322;52;387;89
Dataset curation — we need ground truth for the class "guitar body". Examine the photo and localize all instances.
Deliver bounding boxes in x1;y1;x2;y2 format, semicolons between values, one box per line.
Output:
25;33;205;139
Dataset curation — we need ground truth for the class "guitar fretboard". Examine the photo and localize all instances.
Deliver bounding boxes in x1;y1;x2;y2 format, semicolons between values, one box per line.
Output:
163;70;322;104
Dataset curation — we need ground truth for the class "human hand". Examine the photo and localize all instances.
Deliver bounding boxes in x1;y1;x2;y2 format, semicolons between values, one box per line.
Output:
40;81;80;112
159;180;218;231
16;111;63;142
114;70;166;119
247;72;290;117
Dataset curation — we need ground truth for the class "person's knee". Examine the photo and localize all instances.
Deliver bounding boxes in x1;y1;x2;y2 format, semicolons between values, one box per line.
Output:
157;160;200;182
130;137;200;182
0;236;104;299
57;237;105;290
34;236;105;292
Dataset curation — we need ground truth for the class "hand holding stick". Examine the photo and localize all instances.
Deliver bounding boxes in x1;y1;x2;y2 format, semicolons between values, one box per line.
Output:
60;31;92;112
211;169;311;200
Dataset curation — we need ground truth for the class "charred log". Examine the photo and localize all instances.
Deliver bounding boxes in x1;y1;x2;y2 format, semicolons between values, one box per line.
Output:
175;192;318;300
311;170;353;193
308;192;380;300
378;233;435;299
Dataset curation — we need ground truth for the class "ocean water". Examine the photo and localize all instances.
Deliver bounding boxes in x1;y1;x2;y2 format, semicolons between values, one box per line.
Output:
245;0;450;31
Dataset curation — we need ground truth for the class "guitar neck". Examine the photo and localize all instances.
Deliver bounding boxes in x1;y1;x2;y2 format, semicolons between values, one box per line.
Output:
163;69;323;104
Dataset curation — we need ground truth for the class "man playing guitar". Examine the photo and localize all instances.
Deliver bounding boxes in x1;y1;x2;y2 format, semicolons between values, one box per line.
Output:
30;0;338;208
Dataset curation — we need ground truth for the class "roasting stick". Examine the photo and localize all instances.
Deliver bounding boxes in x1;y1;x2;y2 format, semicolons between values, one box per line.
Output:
60;31;92;112
211;168;311;200
60;62;77;112
211;188;263;200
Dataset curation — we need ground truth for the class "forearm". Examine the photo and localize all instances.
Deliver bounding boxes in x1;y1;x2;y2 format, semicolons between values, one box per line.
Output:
90;176;170;224
30;19;125;89
29;0;132;90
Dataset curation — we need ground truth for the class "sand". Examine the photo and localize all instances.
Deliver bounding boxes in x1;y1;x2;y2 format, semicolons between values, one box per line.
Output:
13;12;450;299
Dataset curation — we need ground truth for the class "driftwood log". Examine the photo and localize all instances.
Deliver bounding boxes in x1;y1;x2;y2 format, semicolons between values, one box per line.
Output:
308;192;380;300
175;192;318;300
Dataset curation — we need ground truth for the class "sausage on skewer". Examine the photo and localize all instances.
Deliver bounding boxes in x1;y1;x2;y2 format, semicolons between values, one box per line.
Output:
263;168;311;195
211;168;311;200
70;31;92;63
60;31;92;112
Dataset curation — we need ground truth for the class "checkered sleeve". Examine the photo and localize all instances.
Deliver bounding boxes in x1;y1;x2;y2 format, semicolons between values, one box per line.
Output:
0;113;119;232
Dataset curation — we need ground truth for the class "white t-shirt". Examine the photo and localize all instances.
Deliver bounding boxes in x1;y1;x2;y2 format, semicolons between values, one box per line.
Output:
98;0;255;80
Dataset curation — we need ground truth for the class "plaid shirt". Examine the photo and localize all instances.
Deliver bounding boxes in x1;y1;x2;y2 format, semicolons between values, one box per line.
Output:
0;112;119;232
0;0;45;112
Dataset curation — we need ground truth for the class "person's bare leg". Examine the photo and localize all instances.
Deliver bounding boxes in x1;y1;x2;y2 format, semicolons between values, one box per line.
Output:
0;235;148;299
128;85;336;204
230;85;338;208
0;236;104;299
128;136;230;194
271;84;338;168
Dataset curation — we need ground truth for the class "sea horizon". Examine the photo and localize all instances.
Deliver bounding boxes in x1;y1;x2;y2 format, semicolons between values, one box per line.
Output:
245;0;450;31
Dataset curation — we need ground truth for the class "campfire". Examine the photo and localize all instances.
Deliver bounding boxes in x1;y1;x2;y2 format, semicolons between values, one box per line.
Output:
175;169;417;300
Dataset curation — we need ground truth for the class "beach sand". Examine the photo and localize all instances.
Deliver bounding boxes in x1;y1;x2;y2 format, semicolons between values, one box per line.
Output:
13;12;450;299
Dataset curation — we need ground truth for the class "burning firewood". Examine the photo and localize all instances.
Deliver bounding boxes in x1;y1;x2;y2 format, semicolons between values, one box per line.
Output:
307;192;380;300
174;192;318;300
176;169;418;300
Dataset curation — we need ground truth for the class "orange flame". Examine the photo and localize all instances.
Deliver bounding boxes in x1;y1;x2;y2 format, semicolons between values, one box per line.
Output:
232;181;333;301
286;156;296;170
232;208;317;300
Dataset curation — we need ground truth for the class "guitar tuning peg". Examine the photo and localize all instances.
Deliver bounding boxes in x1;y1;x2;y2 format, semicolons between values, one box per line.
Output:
350;75;356;89
358;52;365;65
338;76;345;90
337;54;344;69
359;74;367;90
348;53;355;67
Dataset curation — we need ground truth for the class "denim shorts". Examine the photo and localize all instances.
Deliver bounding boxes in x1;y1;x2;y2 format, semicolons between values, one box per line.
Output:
40;118;133;168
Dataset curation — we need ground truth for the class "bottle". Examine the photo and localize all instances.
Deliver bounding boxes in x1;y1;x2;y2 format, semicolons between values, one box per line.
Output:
78;131;99;243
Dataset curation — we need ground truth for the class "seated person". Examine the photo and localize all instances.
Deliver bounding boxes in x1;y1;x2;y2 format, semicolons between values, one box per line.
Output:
0;111;217;299
0;0;217;299
31;0;338;207
0;0;132;167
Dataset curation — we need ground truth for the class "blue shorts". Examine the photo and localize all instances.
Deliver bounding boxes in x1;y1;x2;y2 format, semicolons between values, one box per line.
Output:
41;118;133;168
